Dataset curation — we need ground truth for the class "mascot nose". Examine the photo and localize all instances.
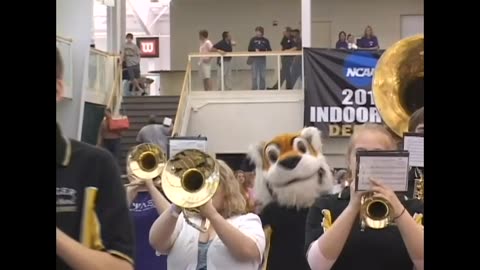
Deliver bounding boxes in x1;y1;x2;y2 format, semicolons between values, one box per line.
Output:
278;156;301;169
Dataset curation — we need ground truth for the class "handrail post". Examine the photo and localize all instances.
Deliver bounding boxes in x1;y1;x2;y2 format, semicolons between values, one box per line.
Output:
188;56;192;92
220;55;225;91
301;51;305;91
277;54;281;90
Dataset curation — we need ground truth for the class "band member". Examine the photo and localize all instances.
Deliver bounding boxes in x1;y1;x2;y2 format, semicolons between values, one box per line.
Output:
149;160;266;270
248;127;334;270
408;107;424;134
305;124;424;270
126;177;170;270
56;48;134;270
407;107;424;198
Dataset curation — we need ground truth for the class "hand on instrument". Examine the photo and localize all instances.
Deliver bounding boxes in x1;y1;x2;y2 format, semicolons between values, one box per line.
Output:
369;178;404;217
347;180;369;211
198;200;218;219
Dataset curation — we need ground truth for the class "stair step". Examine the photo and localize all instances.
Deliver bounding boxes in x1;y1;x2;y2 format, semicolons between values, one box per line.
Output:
122;96;180;103
117;95;179;175
122;103;179;110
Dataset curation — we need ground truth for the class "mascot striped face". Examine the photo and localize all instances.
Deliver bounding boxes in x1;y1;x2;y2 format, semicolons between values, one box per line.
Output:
249;127;334;208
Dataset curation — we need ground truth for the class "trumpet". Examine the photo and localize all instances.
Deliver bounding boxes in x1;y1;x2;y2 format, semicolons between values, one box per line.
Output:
161;149;220;232
360;193;393;231
125;143;166;188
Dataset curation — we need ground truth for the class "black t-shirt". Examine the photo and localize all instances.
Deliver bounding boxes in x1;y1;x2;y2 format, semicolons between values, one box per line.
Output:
260;202;311;270
305;191;424;270
213;39;233;65
56;124;135;270
280;36;294;50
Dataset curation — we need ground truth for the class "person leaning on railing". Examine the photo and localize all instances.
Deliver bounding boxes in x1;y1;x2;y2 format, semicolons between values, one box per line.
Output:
247;26;272;90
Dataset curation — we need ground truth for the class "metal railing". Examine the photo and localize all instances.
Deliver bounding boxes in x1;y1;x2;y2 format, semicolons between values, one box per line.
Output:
56;36;74;99
172;50;303;136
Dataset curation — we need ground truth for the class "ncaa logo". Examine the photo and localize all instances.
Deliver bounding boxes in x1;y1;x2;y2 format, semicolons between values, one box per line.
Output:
343;52;378;88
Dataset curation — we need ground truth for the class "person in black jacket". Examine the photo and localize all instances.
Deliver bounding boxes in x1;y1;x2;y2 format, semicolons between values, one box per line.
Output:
56;48;134;270
305;124;424;270
269;27;294;90
248;26;272;90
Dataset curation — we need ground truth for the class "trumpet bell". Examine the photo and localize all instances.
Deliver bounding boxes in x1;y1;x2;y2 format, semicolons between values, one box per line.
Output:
127;143;166;180
372;34;424;137
360;194;393;230
161;149;220;209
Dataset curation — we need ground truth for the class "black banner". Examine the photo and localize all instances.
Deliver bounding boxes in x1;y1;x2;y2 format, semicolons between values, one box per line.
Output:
304;49;384;137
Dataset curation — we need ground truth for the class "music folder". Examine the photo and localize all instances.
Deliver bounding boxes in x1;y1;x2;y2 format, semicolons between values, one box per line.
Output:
167;136;208;159
403;132;424;168
355;150;409;192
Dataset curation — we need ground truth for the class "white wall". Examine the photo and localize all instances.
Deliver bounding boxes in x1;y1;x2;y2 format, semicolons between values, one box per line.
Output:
57;0;94;139
184;90;349;168
170;0;423;70
170;0;301;70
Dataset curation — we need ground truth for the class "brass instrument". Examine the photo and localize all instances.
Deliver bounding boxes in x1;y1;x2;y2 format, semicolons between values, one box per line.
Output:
413;168;424;201
161;149;220;232
359;34;424;230
372;34;424;137
360;193;394;231
125;143;166;188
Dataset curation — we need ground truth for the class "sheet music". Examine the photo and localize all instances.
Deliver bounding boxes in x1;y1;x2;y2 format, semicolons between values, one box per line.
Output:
403;136;424;167
357;156;409;192
169;139;207;158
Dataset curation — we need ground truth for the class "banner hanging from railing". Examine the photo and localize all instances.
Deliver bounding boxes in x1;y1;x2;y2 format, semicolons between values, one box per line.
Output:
304;48;385;137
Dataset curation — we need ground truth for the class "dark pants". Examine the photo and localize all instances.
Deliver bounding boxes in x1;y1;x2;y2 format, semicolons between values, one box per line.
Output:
102;138;121;160
272;56;293;89
287;56;302;89
127;64;141;80
251;58;267;90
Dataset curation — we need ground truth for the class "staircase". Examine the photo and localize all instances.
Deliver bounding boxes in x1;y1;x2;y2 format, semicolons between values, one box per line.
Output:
119;95;180;174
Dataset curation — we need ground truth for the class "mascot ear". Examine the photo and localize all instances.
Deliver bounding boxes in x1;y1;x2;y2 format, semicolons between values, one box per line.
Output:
247;142;265;168
300;127;323;152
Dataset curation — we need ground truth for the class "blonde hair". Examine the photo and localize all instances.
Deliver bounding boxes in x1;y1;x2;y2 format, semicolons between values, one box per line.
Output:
216;160;247;218
346;124;397;178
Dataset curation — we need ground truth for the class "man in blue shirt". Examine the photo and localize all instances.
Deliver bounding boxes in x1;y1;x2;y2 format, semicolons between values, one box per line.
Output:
248;26;272;90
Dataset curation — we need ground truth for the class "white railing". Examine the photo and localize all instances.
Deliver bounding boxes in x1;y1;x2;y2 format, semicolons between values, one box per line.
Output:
56;36;74;99
172;50;303;136
85;48;121;107
188;51;303;91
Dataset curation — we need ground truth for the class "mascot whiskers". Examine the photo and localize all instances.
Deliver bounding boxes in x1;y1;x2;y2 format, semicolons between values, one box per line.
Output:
249;127;334;270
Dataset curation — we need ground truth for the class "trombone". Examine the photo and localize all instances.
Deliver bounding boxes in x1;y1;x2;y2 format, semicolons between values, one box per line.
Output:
161;149;220;232
125;143;166;188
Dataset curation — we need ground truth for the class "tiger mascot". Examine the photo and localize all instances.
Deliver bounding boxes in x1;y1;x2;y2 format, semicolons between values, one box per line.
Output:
248;127;334;270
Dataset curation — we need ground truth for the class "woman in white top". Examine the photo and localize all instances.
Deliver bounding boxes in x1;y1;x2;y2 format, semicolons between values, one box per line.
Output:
149;160;266;270
347;34;358;50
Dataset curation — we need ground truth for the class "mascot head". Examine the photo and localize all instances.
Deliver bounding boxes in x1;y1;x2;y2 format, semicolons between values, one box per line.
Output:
248;127;334;208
